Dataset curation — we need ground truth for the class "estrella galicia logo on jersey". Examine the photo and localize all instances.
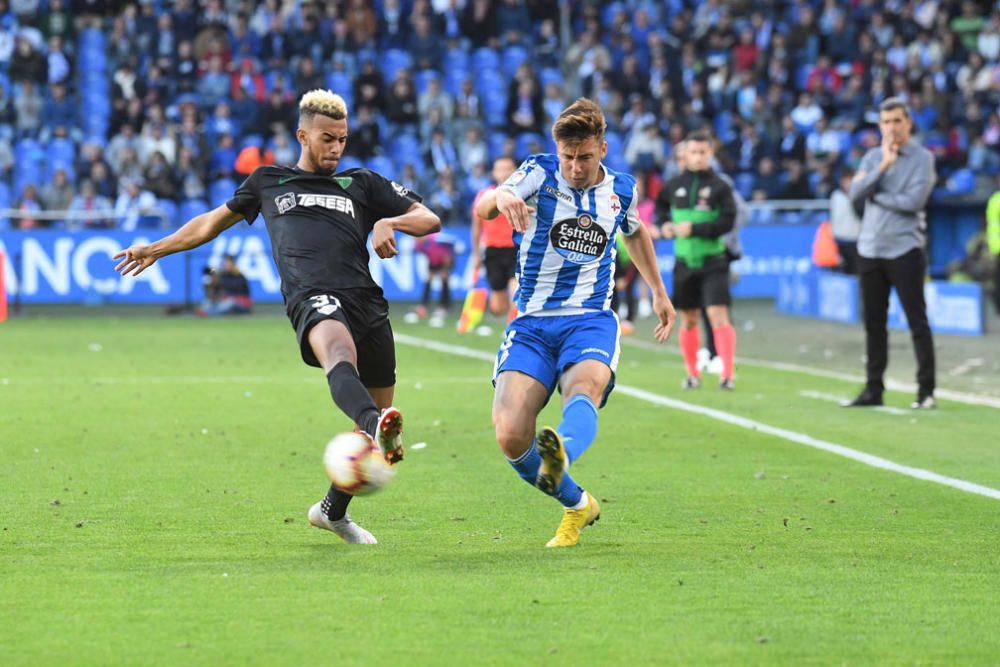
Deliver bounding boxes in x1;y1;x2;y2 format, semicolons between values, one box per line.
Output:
275;192;297;214
549;215;608;264
544;185;573;202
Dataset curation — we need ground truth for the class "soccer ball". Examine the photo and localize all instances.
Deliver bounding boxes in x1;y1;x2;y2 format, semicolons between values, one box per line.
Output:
322;431;396;496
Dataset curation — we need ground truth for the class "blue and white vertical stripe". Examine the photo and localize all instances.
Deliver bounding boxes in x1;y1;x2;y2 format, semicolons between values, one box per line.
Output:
501;153;640;317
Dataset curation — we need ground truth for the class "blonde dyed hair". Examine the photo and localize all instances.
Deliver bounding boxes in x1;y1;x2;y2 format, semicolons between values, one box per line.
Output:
299;89;348;121
552;97;606;144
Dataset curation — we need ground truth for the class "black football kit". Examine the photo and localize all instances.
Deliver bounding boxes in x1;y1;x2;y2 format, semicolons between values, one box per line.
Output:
226;166;422;386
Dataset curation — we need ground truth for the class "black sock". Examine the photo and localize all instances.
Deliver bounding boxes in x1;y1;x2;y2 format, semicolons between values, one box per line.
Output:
326;361;380;437
321;484;352;521
440;276;451;310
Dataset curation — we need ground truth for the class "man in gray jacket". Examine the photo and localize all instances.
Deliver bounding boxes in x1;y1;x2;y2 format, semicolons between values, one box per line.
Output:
845;98;937;409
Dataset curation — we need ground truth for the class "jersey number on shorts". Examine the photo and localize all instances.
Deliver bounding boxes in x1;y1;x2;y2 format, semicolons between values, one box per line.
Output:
309;294;342;316
498;328;516;367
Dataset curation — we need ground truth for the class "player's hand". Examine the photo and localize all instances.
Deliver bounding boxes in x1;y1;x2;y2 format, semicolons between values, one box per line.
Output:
659;223;675;239
673;221;693;238
651;291;676;343
113;245;158;276
371;220;398;259
496;187;535;233
879;139;899;172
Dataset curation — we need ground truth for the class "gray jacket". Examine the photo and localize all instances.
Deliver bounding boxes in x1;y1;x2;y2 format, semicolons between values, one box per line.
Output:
849;140;936;259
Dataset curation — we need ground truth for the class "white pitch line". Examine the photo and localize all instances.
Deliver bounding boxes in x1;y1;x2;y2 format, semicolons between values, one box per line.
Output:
622;338;1000;409
395;333;1000;503
0;374;487;387
798;389;911;416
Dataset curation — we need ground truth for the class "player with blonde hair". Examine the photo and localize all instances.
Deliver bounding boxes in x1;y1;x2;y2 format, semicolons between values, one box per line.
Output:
113;90;441;544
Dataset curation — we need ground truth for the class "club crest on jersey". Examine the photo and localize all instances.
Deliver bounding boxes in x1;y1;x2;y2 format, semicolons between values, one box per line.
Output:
699;186;711;198
550;214;608;264
609;194;621;214
275;192;297;214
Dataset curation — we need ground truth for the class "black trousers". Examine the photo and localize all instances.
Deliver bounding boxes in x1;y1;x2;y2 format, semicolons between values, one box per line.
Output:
858;248;935;397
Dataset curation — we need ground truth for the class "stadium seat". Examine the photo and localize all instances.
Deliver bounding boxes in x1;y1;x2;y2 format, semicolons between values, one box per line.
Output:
442;48;470;75
444;68;470;97
414;69;439;95
474;69;506;98
47;138;76;167
390;134;422;167
487;131;509;161
471;47;500;74
381;49;413;81
734;172;755;200
239;134;264;150
209;179;238;209
178;199;209;225
604;131;624;159
501;46;530;79
146;198;177;228
338;156;364;172
366;155;396;181
516;132;544;158
326;72;352;97
538;68;563;90
482;89;508;128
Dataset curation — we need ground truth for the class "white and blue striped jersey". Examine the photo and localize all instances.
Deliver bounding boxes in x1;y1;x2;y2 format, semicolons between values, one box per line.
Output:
501;154;640;316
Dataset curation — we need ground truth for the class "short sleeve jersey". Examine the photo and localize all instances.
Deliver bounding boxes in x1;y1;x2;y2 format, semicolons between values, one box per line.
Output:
226;166;422;306
500;154;639;315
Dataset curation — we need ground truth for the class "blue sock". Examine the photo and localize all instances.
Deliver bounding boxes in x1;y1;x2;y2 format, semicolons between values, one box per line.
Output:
507;441;584;508
559;395;599;464
507;441;542;487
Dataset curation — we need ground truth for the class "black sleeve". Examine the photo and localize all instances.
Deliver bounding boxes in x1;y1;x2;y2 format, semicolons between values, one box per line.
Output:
226;168;263;224
357;168;423;220
654;177;673;224
691;177;736;239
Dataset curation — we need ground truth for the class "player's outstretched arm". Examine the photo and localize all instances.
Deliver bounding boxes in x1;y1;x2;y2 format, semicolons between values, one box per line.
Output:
622;225;676;343
475;187;535;231
113;205;246;276
371;202;441;259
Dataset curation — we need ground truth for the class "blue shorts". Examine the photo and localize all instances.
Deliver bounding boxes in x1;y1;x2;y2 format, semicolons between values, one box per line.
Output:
492;310;621;407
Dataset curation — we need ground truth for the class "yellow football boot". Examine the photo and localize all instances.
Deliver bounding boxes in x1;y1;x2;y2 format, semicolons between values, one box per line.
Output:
546;493;601;548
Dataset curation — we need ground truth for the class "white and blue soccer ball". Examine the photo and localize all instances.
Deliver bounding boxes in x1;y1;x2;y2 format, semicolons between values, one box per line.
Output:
323;431;395;496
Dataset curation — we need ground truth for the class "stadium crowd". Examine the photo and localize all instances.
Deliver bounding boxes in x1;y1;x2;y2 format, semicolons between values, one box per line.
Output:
0;0;998;231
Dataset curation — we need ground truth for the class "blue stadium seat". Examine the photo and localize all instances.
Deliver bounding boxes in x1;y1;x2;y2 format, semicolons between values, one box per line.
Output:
390;134;422;167
414;69;439;95
538;67;563;90
337;156;364;172
516;132;544;158
501;46;530;79
381;49;413;81
444;68;470;97
209;179;238;208
482;89;508;128
471;47;500;74
326;72;352;96
146;198;177;228
734;172;755;200
475;69;506;98
604;131;624;159
487;131;509;161
47;138;76;166
179;199;209;225
366;155;397;181
240;134;263;150
442;48;469;74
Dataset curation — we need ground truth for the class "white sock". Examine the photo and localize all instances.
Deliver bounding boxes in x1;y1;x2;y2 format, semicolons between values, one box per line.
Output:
569;491;589;510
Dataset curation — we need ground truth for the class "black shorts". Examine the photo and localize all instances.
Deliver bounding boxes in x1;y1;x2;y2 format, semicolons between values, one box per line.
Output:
673;256;732;311
288;289;396;387
484;246;516;292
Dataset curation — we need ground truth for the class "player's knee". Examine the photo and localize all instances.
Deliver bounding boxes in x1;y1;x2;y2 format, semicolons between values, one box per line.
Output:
493;413;531;458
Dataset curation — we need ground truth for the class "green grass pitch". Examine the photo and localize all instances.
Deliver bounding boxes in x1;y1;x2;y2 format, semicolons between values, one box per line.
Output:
2;310;999;665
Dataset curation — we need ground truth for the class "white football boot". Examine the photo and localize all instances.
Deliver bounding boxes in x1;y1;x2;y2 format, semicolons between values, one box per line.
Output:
308;502;377;544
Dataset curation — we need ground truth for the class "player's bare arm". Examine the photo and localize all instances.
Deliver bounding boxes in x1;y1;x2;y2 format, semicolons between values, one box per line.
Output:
113;205;246;276
371;201;441;259
622;225;676;343
476;187;535;232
